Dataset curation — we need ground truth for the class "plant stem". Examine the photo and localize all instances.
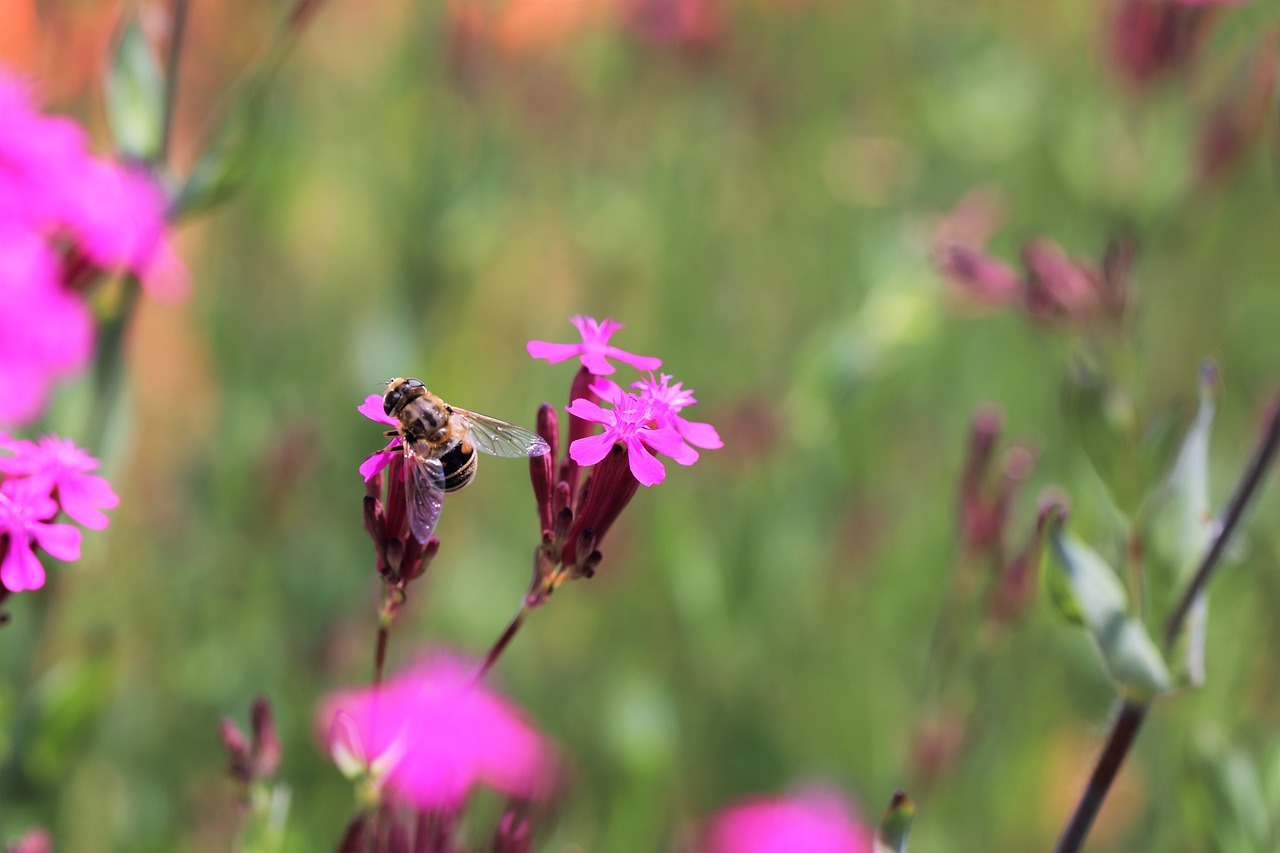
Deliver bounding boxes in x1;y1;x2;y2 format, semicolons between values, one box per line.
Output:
1052;701;1148;853
1053;395;1280;853
373;584;405;687
476;603;529;680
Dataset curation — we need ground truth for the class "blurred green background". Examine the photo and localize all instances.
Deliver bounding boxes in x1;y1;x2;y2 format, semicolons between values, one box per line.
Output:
4;0;1280;850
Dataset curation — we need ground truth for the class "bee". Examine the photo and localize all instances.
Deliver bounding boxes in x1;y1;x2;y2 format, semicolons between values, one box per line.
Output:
381;377;550;543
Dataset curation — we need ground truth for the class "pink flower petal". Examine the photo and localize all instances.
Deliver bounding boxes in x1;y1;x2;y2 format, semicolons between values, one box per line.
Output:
708;793;873;853
360;441;399;482
31;521;81;562
0;535;45;592
579;350;617;376
589;378;624;403
564;398;613;425
605;346;662;371
676;417;723;449
624;436;667;486
54;474;118;530
525;341;583;364
358;394;399;426
569;433;616;467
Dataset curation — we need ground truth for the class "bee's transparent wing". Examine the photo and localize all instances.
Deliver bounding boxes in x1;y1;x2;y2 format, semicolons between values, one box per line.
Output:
405;449;447;543
453;409;550;458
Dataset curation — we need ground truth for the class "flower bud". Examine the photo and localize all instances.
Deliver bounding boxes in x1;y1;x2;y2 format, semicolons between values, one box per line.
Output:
251;696;282;780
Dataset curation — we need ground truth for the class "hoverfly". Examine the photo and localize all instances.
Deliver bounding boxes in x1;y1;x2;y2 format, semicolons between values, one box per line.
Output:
381;377;550;543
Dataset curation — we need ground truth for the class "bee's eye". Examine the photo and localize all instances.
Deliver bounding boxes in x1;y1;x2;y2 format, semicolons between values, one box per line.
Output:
383;391;400;416
407;379;424;390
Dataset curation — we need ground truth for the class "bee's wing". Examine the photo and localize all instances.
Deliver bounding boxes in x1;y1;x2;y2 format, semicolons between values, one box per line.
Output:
405;448;447;543
452;408;550;458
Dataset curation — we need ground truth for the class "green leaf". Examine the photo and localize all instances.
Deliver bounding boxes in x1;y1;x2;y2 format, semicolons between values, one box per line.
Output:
1047;512;1172;700
1145;363;1216;585
105;15;165;162
172;79;268;218
875;789;915;853
1141;363;1217;685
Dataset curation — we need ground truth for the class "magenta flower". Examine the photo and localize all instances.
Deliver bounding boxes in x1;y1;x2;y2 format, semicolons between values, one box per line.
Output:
630;372;723;450
318;654;556;809
0;478;82;593
0;435;119;529
0;70;188;425
526;315;662;376
358;393;401;481
0;71;186;297
0;224;95;424
566;392;696;486
706;793;874;853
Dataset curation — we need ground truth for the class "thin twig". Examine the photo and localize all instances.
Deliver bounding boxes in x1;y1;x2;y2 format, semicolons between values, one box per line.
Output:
476;603;529;681
1053;394;1280;853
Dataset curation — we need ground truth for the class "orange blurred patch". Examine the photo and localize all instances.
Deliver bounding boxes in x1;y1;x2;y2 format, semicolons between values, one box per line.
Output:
486;0;613;56
0;0;39;72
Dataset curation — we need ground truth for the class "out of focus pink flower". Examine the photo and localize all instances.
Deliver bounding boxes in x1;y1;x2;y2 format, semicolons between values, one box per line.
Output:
0;435;119;529
0;70;186;296
1197;36;1278;186
1106;0;1240;88
1022;238;1102;322
566;392;696;486
623;0;723;52
0;68;187;425
527;315;662;376
933;245;1022;308
0;224;94;424
318;655;556;809
0;477;82;593
706;792;874;853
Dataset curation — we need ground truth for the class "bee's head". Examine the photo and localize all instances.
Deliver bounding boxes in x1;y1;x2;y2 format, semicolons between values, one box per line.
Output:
383;377;425;416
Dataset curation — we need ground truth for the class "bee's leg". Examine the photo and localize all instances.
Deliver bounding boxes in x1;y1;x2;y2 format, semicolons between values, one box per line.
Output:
383;430;400;438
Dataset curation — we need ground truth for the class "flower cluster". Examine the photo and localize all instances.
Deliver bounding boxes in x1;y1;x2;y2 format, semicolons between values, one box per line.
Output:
1106;0;1239;90
525;315;721;592
932;191;1136;331
0;434;117;596
318;654;557;849
0;69;186;426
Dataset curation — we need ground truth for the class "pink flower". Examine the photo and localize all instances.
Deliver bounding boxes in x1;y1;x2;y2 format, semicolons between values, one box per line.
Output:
526;315;662;376
0;69;188;425
358;393;401;481
0;70;186;297
0;224;94;424
566;392;696;486
0;478;82;593
706;793;874;853
0;435;119;529
629;372;723;450
318;655;556;809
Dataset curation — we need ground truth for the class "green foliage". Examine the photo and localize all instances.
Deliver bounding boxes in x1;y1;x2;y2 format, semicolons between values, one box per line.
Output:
105;15;165;164
1046;515;1171;700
